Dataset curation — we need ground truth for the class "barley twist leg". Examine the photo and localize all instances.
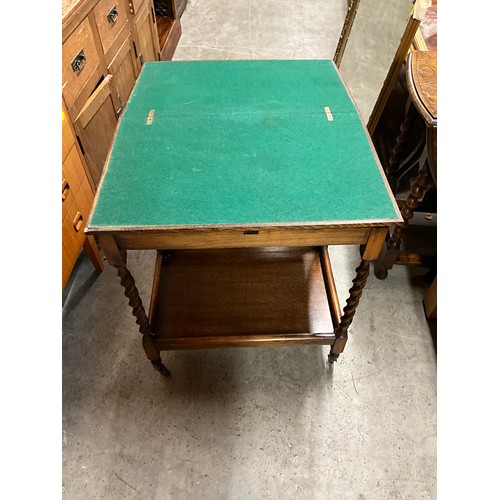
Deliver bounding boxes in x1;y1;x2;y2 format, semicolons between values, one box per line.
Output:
113;263;171;378
328;259;370;363
374;161;433;280
386;102;416;190
391;163;432;247
100;236;171;378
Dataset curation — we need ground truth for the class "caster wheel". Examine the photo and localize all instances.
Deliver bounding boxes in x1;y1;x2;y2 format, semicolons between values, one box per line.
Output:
374;267;388;280
328;353;339;364
151;360;171;378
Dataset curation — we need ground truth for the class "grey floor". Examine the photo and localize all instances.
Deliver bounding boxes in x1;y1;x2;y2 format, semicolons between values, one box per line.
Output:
62;1;437;498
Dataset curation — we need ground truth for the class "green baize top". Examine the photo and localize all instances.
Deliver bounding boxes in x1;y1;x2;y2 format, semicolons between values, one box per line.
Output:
88;59;399;229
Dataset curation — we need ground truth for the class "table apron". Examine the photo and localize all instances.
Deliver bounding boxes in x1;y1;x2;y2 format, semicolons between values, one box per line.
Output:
105;226;375;250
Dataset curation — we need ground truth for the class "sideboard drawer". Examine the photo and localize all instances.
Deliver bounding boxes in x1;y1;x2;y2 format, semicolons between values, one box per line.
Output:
62;175;75;223
62;199;87;263
62;107;74;162
62;144;86;194
93;0;129;54
62;99;104;289
62;17;101;109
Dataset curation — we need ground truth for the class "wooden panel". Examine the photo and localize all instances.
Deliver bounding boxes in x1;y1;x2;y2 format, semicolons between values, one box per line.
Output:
319;246;341;329
63;0;100;41
173;0;186;18
66;68;103;122
407;50;437;125
423;276;437;319
62;17;101;108
74;79;118;186
63;199;87;264
74;178;93;218
62;175;75;223
93;0;128;54
63;173;93;267
78;172;96;216
128;0;144;14
62;144;86;192
74;78;112;128
362;227;389;261
367;18;421;134
134;1;159;64
101;226;373;250
158;18;181;61
155;333;336;350
107;35;139;110
62;105;75;162
83;236;104;272
149;247;335;348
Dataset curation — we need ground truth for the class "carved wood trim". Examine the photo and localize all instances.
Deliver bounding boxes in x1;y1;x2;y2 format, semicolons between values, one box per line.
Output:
389;161;432;248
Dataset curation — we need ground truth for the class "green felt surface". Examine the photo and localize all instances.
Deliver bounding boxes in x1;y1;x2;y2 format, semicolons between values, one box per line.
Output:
89;60;399;229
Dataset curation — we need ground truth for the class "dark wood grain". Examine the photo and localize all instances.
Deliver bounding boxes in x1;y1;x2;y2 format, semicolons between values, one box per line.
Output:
407;50;437;125
88;225;375;250
99;235;171;376
319;246;342;329
375;161;433;279
158;18;181;60
375;48;437;280
149;247;335;348
367;18;421;134
328;258;370;362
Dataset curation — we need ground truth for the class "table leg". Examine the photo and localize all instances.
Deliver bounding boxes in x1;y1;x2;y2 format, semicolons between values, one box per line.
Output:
385;99;416;190
374;160;433;280
328;259;370;363
99;235;171;378
83;235;104;273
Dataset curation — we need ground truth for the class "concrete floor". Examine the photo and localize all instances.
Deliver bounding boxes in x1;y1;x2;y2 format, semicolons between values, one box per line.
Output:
62;1;437;498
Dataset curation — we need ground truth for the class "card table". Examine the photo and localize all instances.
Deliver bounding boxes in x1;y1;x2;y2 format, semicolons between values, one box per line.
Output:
86;60;402;377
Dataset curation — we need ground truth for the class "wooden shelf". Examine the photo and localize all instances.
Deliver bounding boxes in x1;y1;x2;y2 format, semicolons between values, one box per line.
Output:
148;247;340;351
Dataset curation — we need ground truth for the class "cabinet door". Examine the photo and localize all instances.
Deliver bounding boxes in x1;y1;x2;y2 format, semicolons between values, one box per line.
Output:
107;34;139;115
134;0;160;65
62;145;86;223
73;77;118;186
62;105;75;162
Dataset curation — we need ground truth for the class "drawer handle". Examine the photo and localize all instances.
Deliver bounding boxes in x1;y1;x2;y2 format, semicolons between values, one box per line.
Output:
107;6;119;24
62;179;70;201
73;212;84;232
71;49;86;73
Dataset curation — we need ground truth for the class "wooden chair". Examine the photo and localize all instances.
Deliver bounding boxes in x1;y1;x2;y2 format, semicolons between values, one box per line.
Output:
374;50;437;280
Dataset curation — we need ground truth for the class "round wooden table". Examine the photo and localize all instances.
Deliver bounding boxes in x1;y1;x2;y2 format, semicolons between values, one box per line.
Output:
375;49;437;280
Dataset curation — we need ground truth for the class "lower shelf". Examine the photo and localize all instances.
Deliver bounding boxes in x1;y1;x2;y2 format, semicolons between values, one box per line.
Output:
149;246;340;350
